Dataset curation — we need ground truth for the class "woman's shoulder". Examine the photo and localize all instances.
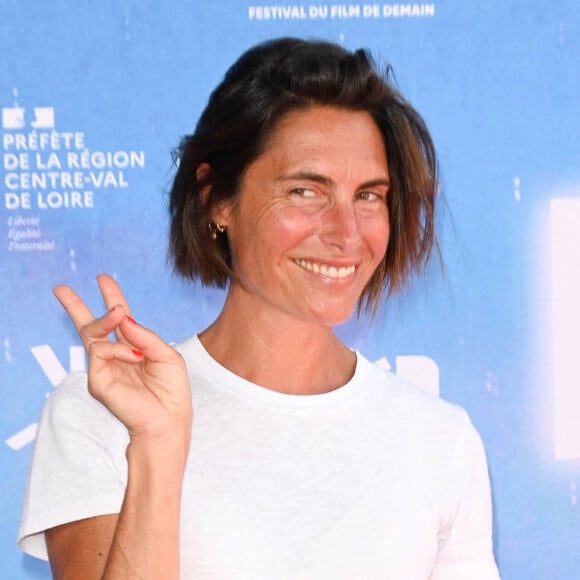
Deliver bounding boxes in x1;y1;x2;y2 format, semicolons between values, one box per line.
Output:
20;371;128;560
39;371;129;455
45;371;118;424
356;351;474;434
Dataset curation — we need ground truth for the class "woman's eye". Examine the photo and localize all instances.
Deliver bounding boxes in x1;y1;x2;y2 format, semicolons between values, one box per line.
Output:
356;191;381;202
290;187;317;198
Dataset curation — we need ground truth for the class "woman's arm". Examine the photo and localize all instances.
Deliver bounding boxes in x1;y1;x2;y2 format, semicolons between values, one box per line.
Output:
46;515;117;579
46;440;186;579
430;420;500;580
45;274;192;579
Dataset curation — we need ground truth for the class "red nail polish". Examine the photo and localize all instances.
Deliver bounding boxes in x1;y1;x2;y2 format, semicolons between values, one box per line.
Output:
132;349;144;357
127;316;138;325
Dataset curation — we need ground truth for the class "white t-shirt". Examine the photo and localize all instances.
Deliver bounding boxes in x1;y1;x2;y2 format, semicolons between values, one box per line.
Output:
19;334;500;579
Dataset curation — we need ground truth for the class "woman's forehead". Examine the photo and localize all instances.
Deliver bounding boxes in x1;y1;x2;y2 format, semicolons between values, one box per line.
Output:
260;106;386;159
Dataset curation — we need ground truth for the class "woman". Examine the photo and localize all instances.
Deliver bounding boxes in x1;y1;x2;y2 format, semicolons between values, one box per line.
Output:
19;38;500;579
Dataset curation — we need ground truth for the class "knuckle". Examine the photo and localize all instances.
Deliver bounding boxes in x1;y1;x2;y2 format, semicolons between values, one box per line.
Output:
87;341;100;357
78;325;92;344
86;380;101;399
168;348;186;366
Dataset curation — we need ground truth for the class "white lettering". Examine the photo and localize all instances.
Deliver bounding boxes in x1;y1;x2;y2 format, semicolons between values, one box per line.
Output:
382;4;435;17
37;191;94;209
5;192;31;209
2;131;85;151
363;4;380;17
3;153;29;170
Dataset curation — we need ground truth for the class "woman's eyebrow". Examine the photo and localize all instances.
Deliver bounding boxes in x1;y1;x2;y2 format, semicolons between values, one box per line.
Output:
358;178;390;190
277;171;333;185
278;172;389;190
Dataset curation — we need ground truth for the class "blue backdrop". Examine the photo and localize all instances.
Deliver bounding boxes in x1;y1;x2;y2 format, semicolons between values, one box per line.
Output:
1;1;579;578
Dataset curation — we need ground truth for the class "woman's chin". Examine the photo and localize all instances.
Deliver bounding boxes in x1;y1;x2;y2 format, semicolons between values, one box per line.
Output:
301;303;358;329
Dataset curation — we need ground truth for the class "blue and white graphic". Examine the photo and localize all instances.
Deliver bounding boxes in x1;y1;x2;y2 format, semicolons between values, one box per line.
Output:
551;197;580;461
1;1;579;578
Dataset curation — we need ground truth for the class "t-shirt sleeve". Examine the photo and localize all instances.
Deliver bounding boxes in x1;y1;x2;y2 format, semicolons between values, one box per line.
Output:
430;415;501;580
18;372;129;560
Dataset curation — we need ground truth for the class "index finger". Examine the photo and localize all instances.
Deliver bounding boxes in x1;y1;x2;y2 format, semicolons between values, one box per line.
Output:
54;281;130;349
53;284;97;334
96;274;135;343
96;274;132;316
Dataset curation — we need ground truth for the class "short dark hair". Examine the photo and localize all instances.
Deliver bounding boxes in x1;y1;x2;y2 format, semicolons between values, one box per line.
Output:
169;37;438;315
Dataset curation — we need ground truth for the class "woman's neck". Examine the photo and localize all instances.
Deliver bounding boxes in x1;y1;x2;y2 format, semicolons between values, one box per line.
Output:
198;289;356;395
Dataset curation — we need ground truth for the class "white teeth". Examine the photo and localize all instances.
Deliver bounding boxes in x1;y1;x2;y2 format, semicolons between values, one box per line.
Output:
294;259;355;279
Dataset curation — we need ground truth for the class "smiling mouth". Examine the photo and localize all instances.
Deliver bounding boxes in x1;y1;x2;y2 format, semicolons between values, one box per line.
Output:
294;259;356;279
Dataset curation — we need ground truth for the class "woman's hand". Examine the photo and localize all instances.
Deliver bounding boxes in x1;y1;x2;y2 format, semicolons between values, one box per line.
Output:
53;274;192;458
48;274;191;579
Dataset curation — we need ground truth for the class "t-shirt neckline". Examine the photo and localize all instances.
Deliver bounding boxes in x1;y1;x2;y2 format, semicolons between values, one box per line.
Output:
177;333;375;412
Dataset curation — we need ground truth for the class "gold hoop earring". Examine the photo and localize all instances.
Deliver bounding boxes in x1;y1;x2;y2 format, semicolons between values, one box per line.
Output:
209;222;226;240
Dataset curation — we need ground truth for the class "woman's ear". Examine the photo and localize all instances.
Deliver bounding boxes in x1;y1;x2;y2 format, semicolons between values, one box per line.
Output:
196;162;213;206
211;198;233;228
197;162;233;227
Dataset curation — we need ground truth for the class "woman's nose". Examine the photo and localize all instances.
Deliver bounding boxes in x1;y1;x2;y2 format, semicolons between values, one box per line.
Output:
319;201;362;251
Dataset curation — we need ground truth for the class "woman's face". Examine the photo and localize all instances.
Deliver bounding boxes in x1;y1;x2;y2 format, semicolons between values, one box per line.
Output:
215;105;390;327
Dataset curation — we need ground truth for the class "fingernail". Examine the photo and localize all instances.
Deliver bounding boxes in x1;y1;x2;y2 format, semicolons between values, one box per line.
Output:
132;349;144;357
127;316;138;325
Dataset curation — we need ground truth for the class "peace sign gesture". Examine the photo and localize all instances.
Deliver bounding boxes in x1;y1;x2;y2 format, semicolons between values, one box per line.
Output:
53;274;192;458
